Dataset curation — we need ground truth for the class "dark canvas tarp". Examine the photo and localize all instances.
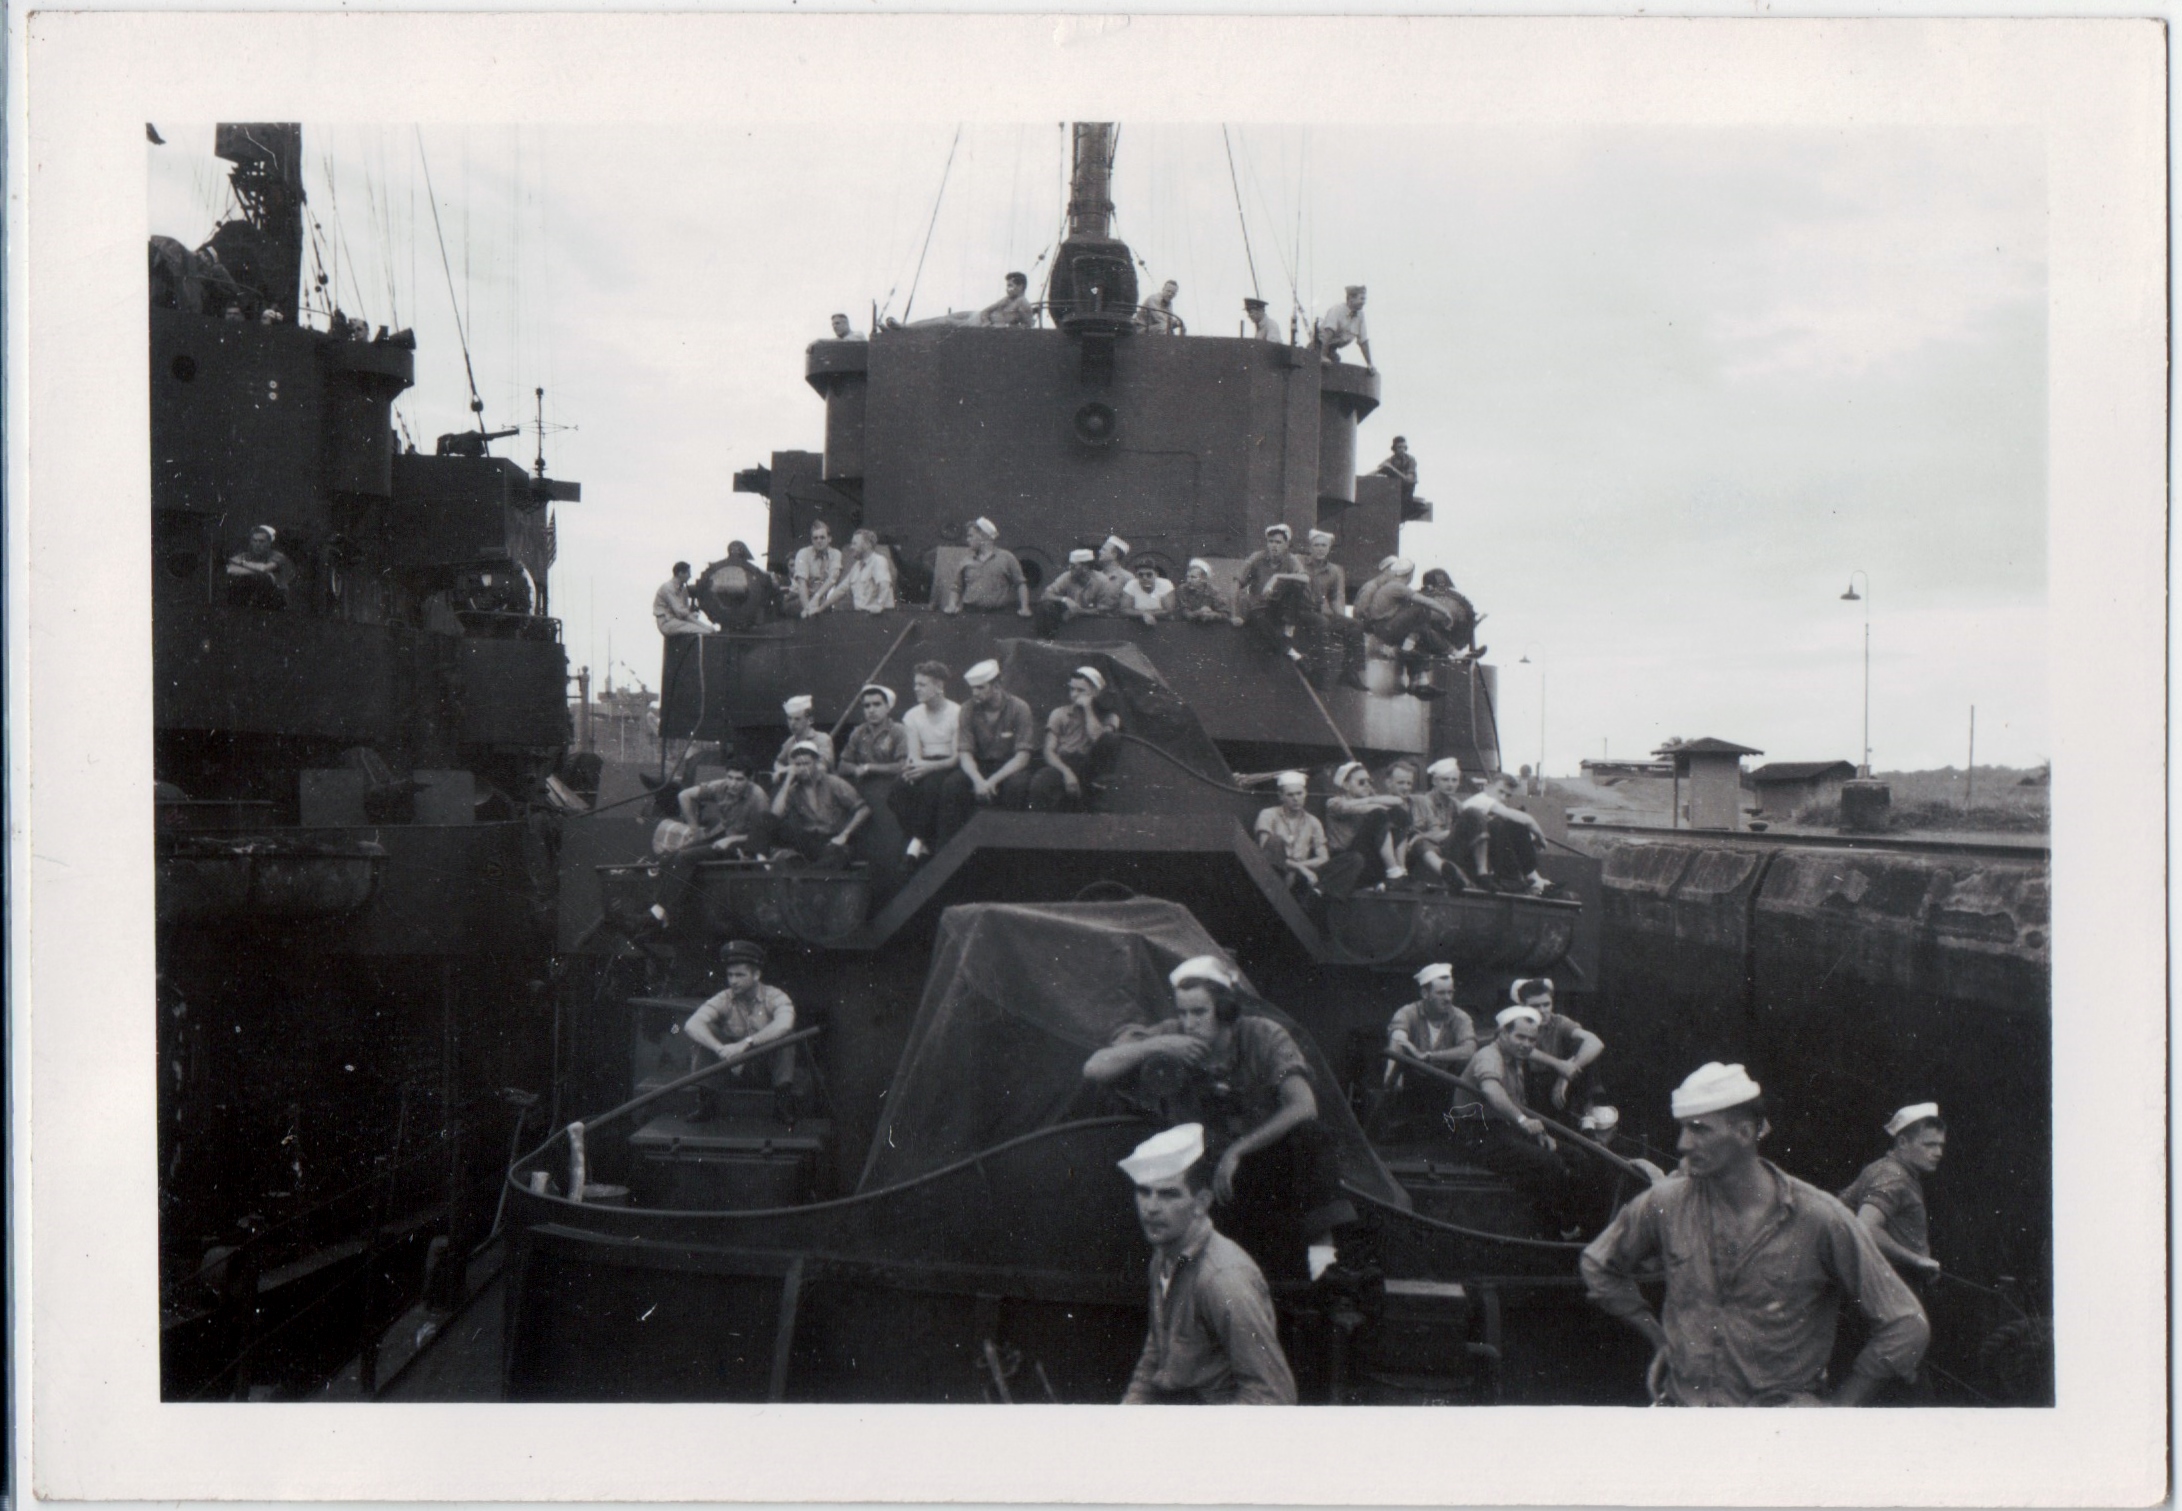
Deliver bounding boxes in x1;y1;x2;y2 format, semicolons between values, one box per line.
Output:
990;639;1240;814
856;899;1406;1208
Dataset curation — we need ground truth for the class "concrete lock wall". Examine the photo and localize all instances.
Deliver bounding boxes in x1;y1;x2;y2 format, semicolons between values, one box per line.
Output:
1582;835;2052;1338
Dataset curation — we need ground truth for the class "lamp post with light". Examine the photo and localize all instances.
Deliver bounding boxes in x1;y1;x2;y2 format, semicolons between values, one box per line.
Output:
1840;571;1870;777
1518;651;1544;780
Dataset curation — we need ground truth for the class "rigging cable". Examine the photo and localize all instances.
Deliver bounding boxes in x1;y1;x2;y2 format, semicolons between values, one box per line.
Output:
415;127;490;433
899;125;963;325
1222;125;1263;301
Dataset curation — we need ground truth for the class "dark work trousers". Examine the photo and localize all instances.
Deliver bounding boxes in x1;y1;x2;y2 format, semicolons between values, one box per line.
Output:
1462;1115;1583;1234
1319;612;1369;678
1031;598;1097;638
1243;580;1325;656
1370;1074;1455;1144
1362;603;1454;656
651;827;768;928
937;765;1036;844
1320;807;1397;900
887;770;952;848
1218;1118;1361;1281
226;575;289;611
1024;732;1121;811
770;817;857;867
1455;810;1541;887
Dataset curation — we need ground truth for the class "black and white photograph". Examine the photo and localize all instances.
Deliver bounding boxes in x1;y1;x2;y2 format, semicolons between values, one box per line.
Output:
17;12;2169;1506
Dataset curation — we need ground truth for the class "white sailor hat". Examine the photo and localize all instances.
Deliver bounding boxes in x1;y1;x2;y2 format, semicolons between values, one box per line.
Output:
1168;954;1236;990
1886;1102;1941;1137
1187;558;1213;577
1264;522;1293;539
1274;770;1309;792
1413;962;1454;988
251;523;278;542
787;740;824;760
1102;535;1131;557
1581;1105;1621;1135
963;659;1002;687
1388;557;1416;577
1307;529;1335;546
970;516;999;539
1509;977;1554;1005
1118;1123;1205;1186
1068;548;1096;565
1671;1062;1763;1120
1496;1004;1542;1030
857;683;898;712
782;694;814;717
1333;760;1368;787
1071;666;1107;691
1426;757;1463;780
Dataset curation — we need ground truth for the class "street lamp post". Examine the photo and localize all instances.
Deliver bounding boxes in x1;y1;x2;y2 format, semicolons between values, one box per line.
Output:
1840;571;1870;777
1518;652;1544;779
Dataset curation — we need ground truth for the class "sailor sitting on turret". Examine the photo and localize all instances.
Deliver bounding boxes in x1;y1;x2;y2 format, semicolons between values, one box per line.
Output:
1457;773;1564;898
1119;562;1176;624
1236;524;1320;664
981;272;1038;327
767;742;871;868
838;683;909;790
827;313;866;341
1176;559;1243;627
943;518;1033;618
940;659;1039;833
683;940;800;1127
887;661;961;862
1138;279;1181;335
1244;297;1282;343
1035;549;1122;637
771;695;836;781
787;520;844;617
226;524;298;611
653;562;715;637
1315;285;1374;369
1027;665;1122;812
810;528;896;615
1399;757;1474;890
1512;978;1605;1114
1253;771;1328;900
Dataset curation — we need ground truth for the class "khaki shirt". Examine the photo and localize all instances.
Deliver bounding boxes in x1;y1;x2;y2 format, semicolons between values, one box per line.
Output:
1122;1224;1296;1405
1581;1162;1929;1405
1839;1152;1931;1261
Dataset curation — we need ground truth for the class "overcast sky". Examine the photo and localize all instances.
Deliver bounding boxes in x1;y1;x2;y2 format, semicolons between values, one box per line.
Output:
149;121;2046;772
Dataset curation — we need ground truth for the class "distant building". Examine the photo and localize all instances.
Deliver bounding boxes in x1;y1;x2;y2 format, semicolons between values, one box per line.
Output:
1655;737;1764;831
1579;759;1675;782
1748;760;1858;817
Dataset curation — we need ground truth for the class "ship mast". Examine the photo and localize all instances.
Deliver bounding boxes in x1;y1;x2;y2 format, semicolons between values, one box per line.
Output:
1066;124;1117;241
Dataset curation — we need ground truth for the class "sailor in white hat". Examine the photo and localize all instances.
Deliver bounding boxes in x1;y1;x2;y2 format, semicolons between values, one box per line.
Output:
1234;523;1315;663
1298;526;1369;689
225;522;299;609
1085;949;1358;1277
770;693;836;782
1509;977;1605;1113
1096;534;1134;591
1378;963;1478;1137
1394;757;1471;890
1035;546;1122;637
1116;1124;1297;1405
1442;1003;1586;1234
945;517;1033;618
1323;759;1411;895
1838;1103;1946;1281
767;737;872;865
838;683;905;784
1252;769;1328;899
1580;1064;1930;1406
1176;557;1241;626
946;658;1038;821
1026;665;1121;813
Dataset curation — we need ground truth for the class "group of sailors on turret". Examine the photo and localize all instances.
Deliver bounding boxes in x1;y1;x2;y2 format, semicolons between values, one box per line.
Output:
657;507;1479;692
824;273;1375;364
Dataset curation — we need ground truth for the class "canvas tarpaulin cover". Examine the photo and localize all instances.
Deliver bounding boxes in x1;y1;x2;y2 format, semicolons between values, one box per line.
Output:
856;899;1407;1207
990;639;1241;814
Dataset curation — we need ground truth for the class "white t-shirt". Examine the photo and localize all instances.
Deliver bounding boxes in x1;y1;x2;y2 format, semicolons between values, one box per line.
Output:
1317;301;1369;348
1120;577;1175;614
902;699;962;765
